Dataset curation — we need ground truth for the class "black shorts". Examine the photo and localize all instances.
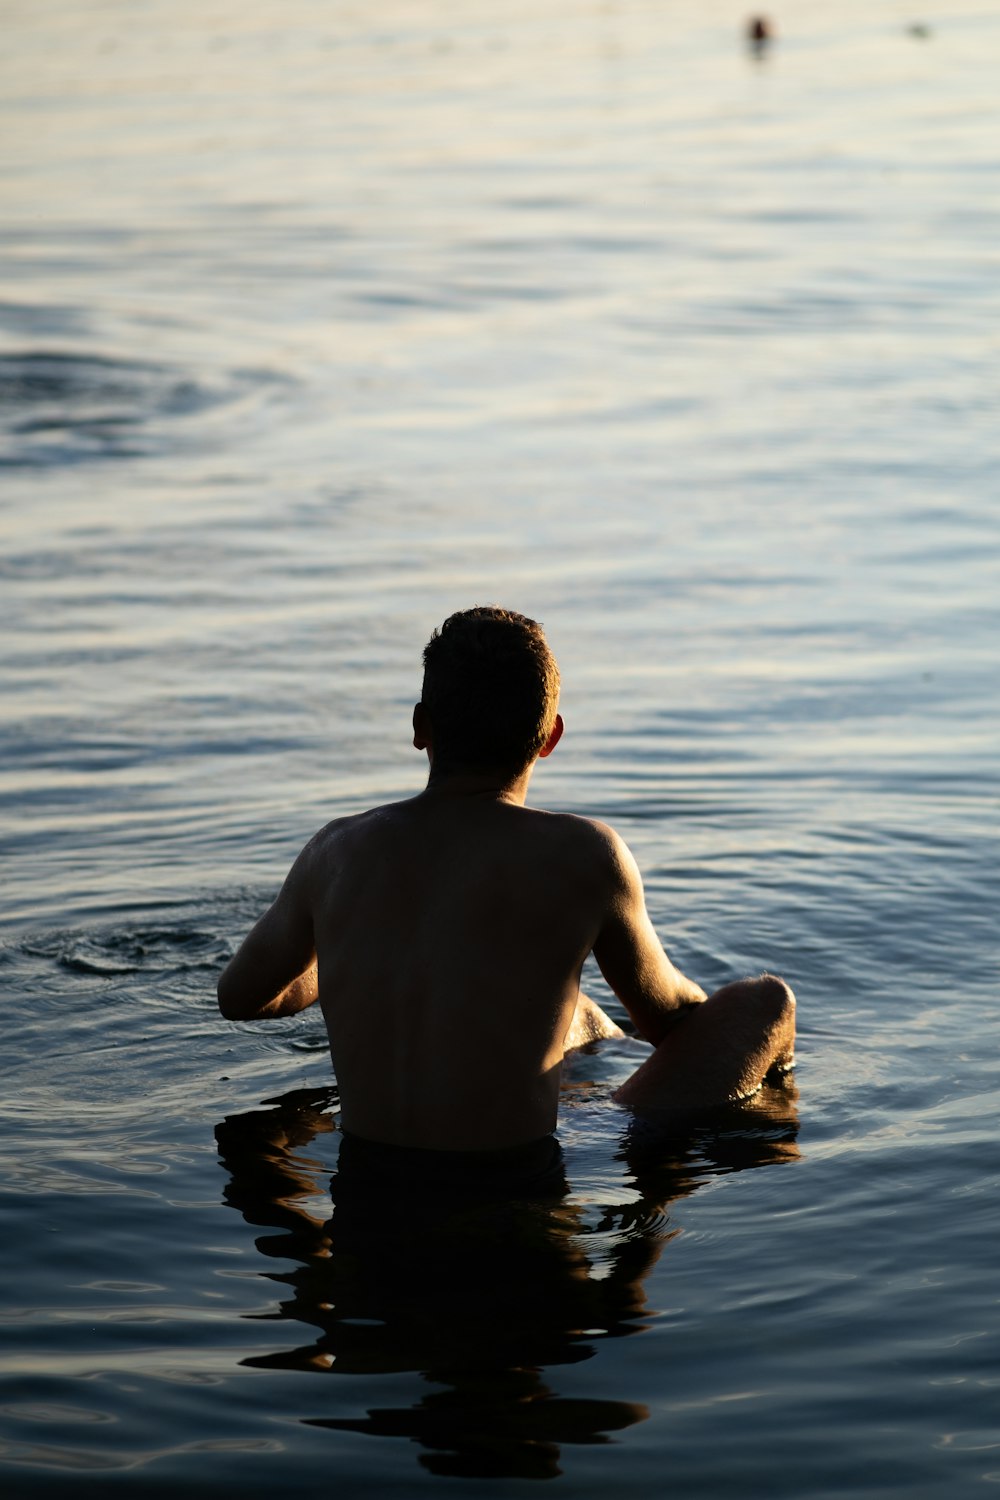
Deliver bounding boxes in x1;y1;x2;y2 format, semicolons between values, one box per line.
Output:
332;1130;568;1207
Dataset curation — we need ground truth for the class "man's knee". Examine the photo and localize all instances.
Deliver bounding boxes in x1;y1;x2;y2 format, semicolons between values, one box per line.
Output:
755;973;796;1025
752;975;796;1069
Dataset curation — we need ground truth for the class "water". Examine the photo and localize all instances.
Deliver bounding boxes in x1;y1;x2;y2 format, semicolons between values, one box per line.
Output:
2;0;998;1492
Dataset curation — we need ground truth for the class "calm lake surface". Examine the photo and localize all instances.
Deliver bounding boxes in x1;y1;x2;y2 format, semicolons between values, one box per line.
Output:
2;1;998;1493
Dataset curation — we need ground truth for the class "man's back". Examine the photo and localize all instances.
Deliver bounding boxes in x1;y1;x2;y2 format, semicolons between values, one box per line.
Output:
307;788;615;1150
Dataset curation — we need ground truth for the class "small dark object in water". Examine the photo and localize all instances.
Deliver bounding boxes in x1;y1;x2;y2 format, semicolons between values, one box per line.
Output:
907;22;932;39
746;15;774;52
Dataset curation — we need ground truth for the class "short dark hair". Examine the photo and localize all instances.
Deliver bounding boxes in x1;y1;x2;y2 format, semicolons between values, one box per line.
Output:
421;606;560;775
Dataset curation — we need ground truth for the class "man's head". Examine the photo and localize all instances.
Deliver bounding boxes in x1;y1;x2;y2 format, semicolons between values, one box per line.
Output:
415;606;562;777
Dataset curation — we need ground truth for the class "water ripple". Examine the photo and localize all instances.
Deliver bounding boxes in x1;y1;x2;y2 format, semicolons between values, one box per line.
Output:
0;350;291;468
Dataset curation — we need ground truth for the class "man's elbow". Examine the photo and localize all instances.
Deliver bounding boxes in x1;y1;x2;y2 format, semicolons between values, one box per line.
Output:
217;966;249;1021
642;994;705;1048
217;977;236;1020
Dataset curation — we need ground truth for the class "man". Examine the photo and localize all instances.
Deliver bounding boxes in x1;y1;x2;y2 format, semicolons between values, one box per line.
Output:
218;607;795;1161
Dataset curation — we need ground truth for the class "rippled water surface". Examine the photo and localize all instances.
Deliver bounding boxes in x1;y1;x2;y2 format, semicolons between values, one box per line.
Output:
2;1;998;1493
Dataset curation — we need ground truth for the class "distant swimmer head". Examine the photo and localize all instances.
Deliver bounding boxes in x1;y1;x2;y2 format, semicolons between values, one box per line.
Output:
417;606;562;778
746;14;775;50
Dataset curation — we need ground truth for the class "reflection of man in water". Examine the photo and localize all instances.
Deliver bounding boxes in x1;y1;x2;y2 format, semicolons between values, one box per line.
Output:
218;606;795;1168
215;1081;800;1481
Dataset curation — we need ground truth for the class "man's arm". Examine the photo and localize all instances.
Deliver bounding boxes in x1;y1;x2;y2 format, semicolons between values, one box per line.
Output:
218;843;319;1021
591;826;706;1046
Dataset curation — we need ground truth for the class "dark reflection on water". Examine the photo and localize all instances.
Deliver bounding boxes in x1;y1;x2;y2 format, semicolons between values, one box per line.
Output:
0;349;290;467
216;1083;800;1481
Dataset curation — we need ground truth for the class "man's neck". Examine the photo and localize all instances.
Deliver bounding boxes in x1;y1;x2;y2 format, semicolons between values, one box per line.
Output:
422;763;534;806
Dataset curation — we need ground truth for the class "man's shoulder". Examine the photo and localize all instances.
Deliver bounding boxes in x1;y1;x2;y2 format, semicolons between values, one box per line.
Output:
297;800;409;867
523;806;629;866
298;799;632;887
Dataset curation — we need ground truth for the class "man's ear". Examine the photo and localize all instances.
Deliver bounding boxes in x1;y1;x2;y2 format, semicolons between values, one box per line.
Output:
537;713;564;759
413;702;431;751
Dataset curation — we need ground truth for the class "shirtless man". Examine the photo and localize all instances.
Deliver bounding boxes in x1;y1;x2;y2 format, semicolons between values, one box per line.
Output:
218;606;795;1156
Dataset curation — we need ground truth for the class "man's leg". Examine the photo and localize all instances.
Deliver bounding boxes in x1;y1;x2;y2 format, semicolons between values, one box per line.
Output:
565;992;626;1049
613;975;795;1114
